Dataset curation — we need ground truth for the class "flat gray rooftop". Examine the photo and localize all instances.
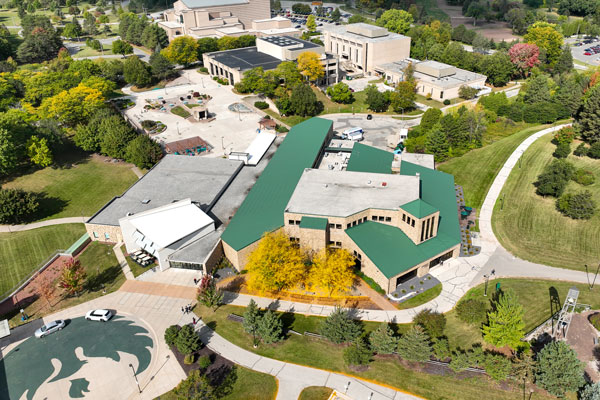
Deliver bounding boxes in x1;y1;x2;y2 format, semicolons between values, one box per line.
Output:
323;24;408;43
168;228;222;264
400;153;435;170
285;168;419;217
378;59;487;89
88;155;243;226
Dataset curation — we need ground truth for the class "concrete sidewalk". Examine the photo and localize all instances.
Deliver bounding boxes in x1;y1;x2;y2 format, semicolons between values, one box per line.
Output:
0;217;89;233
191;317;422;400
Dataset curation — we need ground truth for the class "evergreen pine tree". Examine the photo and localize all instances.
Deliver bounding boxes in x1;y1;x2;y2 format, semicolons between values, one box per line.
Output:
257;309;283;344
175;324;202;355
397;326;432;362
368;323;397;354
535;341;584;397
577;84;600;144
426;124;449;162
320;306;362;344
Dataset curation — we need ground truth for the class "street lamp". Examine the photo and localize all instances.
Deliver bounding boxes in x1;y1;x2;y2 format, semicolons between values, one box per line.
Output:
221;136;224;151
344;381;350;393
483;274;489;297
129;363;141;393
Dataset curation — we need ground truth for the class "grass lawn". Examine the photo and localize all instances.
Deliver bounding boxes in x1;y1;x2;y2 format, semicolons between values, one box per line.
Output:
299;386;333;400
492;135;600;272
437;122;567;211
2;152;138;221
3;240;125;328
0;224;86;298
156;366;277;400
171;105;191;118
122;245;156;278
415;0;450;21
396;284;442;310
72;44;113;58
415;94;445;109
195;304;554;400
445;278;600;350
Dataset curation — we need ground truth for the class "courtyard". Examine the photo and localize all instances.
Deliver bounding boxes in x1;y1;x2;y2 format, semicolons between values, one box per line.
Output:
122;70;264;158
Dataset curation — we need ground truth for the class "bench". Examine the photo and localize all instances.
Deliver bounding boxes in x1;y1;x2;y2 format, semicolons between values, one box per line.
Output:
227;314;244;323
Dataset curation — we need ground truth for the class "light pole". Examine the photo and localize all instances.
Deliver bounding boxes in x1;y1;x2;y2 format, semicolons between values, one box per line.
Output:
483;274;489;297
129;363;141;393
221;136;224;151
344;381;350;393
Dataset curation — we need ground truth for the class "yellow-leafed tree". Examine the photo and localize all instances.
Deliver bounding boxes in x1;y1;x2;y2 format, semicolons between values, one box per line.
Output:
309;248;355;296
297;51;324;83
246;232;307;292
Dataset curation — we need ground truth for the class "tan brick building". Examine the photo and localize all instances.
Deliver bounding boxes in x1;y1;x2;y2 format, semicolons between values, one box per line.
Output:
221;118;461;294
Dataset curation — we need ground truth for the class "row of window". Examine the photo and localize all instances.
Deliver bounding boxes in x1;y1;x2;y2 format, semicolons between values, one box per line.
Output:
288;219;301;226
328;240;342;247
420;216;436;242
402;213;416;228
372;215;392;223
347;216;367;229
352;250;362;260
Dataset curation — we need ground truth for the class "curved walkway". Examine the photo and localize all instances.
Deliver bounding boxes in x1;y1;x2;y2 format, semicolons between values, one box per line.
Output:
0;216;90;233
190;315;422;400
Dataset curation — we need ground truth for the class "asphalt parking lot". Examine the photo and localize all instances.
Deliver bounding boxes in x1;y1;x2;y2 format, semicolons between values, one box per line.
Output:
567;37;600;67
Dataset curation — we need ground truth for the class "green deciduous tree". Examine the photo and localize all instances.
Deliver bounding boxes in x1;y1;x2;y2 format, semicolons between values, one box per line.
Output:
413;309;446;338
26;135;53;167
481;289;525;350
0;188;39;224
100;116;137;159
125;134;163;169
123;56;152;87
326;82;354;104
173;370;217;400
0;128;19;177
320;306;362;344
397;326;432;362
535;159;575;197
364;84;389;112
369;323;397;354
290;84;323;117
306;14;316;31
524;22;563;64
162;36;199;66
257;309;283;344
112;39;133;57
376;9;413;34
478;51;514;87
535;341;584;397
149;51;173;80
390;81;416;112
197;37;219;62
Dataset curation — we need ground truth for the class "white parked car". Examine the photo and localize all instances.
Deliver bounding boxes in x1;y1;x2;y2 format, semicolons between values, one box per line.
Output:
85;309;114;322
35;320;65;338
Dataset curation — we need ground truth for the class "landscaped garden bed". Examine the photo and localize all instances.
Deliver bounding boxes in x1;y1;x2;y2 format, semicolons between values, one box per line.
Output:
171;105;191;119
140;120;166;134
113;98;135;110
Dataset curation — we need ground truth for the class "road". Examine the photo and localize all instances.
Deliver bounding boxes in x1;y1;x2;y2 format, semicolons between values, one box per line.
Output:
64;36;150;62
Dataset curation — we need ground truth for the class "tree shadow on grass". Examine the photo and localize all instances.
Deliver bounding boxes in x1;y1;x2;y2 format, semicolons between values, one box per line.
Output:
31;193;68;221
84;265;123;292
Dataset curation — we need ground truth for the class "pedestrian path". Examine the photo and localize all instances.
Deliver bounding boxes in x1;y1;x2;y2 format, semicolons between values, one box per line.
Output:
113;242;135;280
190;315;422;400
0;216;89;233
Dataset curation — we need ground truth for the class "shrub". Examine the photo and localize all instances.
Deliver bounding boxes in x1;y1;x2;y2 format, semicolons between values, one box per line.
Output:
254;101;269;110
506;103;523;122
484;353;512;381
175;325;202;355
588;142;600;159
320;307;362;344
183;354;195;364
432;337;451;360
459;85;479;100
276;125;288;133
449;351;470;372
197;355;212;369
552;127;575;145
456;298;487;324
413;309;446;338
198;66;208;73
589;313;600;331
397;326;432;362
573;168;595;186
343;339;372;366
535;341;585;397
535;159;575;197
0;189;40;224
556;191;596;219
553;142;571;159
326;82;354;104
164;325;181;347
574;143;588;157
443;99;451;105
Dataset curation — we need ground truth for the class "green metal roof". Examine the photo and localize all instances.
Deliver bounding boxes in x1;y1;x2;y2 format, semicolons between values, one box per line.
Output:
346;160;461;279
346;143;393;174
221;118;333;251
400;199;438;219
300;216;328;230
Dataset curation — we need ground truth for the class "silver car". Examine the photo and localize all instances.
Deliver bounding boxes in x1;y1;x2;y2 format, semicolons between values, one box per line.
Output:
85;309;113;322
35;320;65;338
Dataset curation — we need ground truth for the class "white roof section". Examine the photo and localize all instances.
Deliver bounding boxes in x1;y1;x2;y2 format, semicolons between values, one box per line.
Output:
286;169;420;217
216;27;248;34
159;21;183;28
246;132;276;166
124;199;214;249
0;319;9;339
252;27;301;35
254;15;288;22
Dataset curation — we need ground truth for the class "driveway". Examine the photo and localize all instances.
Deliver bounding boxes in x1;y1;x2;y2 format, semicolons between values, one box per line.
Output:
321;114;420;150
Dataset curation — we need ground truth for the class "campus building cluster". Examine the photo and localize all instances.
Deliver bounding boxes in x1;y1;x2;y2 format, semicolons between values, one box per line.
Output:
85;118;460;293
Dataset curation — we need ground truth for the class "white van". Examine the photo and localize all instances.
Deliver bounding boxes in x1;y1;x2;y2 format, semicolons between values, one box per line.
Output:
341;127;363;141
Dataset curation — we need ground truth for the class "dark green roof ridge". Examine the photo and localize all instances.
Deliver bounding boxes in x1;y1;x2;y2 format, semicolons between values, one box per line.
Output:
400;199;438;219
